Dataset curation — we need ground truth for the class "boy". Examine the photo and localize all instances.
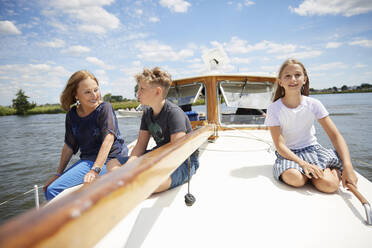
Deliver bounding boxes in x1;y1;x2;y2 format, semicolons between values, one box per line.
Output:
107;67;199;193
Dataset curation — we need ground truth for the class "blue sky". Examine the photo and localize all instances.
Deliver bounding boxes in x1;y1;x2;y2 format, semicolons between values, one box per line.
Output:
0;0;372;106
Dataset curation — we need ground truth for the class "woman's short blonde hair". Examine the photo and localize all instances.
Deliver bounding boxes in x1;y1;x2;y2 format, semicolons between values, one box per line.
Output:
135;67;172;98
60;70;99;111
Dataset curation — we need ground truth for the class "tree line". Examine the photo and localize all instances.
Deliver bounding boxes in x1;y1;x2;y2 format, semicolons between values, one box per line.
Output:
0;89;138;116
2;83;371;116
310;83;372;93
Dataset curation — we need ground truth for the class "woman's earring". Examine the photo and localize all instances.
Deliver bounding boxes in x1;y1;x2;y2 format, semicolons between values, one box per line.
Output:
301;85;305;94
76;99;80;105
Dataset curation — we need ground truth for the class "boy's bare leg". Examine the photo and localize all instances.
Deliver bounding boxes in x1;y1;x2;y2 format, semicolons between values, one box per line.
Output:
153;177;172;193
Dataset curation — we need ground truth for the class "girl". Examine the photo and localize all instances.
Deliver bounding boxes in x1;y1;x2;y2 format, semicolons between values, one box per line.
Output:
43;70;128;200
264;59;357;193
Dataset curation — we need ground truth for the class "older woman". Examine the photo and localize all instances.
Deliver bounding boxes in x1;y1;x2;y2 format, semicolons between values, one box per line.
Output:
43;70;128;200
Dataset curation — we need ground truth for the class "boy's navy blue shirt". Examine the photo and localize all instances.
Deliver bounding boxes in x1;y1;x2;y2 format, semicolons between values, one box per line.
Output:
64;102;128;161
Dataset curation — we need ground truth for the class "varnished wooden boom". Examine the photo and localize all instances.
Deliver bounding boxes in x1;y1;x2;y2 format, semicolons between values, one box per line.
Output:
0;124;215;248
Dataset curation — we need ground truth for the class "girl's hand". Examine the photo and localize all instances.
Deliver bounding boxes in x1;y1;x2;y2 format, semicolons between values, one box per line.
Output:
43;174;60;192
301;162;324;179
342;166;358;188
84;170;98;184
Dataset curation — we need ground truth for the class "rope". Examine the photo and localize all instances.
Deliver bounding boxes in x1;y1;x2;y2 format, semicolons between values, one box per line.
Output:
219;126;275;152
0;185;43;206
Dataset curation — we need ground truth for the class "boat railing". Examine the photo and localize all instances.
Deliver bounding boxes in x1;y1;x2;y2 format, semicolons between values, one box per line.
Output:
0;124;215;248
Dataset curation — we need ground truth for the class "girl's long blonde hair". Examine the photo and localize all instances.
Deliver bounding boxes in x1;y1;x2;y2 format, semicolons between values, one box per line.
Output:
273;59;310;102
60;70;99;111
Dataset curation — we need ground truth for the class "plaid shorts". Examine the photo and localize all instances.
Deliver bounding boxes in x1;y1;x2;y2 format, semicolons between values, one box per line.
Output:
273;144;343;180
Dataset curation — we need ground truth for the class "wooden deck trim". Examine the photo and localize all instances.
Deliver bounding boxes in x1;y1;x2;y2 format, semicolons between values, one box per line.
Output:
0;125;215;248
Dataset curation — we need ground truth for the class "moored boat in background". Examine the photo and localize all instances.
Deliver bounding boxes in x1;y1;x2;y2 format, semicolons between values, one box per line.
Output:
117;105;143;117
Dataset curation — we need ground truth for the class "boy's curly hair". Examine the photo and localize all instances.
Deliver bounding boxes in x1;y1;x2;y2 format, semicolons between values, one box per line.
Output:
135;67;172;98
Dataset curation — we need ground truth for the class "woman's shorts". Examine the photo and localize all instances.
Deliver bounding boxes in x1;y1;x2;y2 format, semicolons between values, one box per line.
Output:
273;144;343;181
116;150;199;189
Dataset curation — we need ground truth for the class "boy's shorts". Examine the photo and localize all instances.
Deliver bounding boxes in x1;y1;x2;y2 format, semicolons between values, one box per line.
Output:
116;150;199;189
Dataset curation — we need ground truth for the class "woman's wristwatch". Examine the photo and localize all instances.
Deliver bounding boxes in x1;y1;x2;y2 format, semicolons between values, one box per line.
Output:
91;167;101;174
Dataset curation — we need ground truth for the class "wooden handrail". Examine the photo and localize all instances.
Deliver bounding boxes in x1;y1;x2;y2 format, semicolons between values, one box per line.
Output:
0;124;215;248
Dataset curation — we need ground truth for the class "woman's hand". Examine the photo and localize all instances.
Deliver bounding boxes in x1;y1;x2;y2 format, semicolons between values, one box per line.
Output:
84;170;98;184
342;166;358;188
300;162;324;179
43;174;60;192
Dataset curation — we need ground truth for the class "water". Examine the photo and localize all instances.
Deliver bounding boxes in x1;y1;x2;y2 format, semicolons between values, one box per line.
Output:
312;93;372;182
0;93;372;224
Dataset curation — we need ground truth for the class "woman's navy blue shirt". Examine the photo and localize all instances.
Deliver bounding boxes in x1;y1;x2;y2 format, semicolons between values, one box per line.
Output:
64;102;128;161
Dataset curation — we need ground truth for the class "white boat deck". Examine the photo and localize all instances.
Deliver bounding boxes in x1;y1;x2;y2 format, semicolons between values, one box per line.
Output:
95;129;372;248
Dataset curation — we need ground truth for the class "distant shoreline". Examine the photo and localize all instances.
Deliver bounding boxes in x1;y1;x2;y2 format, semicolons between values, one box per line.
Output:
0;101;140;116
1;90;372;116
310;89;372;95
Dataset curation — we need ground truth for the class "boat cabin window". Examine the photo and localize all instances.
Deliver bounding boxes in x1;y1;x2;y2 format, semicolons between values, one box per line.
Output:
218;80;275;125
167;82;206;122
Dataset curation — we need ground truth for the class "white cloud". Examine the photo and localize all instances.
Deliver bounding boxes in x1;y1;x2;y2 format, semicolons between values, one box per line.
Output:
349;39;372;48
149;17;160;23
277;50;323;59
0;20;21;35
47;0;120;34
120;61;143;78
326;42;342;48
0;63;71;105
61;45;91;55
135;40;194;62
86;57;114;70
72;7;120;29
231;57;252;64
354;63;367;68
51;0;115;9
244;1;255;6
260;65;279;73
126;33;150;41
0;63;69;85
237;0;255;10
290;0;372;17
79;25;106;34
135;9;143;15
94;69;109;85
159;0;191;13
310;62;347;71
48;21;68;32
225;37;297;54
38;38;66;48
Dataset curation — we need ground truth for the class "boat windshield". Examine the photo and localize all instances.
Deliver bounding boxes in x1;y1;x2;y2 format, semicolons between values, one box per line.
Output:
167;82;207;121
167;82;203;106
218;80;275;125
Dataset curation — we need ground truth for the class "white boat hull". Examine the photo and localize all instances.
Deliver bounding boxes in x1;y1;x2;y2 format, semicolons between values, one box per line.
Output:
95;130;372;248
117;109;143;117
